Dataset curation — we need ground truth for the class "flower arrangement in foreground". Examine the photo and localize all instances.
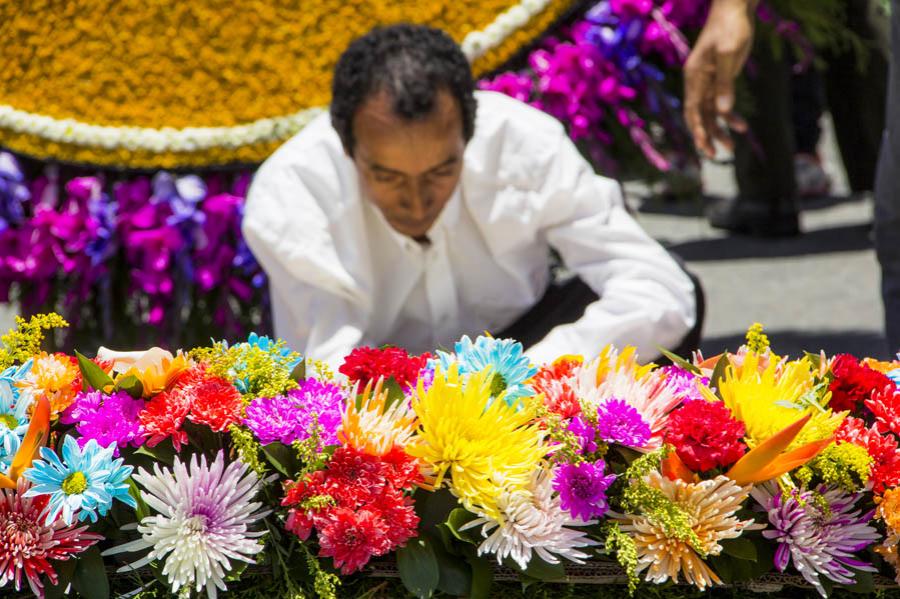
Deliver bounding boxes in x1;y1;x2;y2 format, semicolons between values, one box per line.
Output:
0;317;899;598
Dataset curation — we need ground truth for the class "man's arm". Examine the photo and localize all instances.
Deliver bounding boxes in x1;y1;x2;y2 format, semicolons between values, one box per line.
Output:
684;0;759;157
526;131;696;364
242;163;370;366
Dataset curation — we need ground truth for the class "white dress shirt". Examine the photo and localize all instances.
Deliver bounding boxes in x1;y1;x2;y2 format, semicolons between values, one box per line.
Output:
242;91;696;366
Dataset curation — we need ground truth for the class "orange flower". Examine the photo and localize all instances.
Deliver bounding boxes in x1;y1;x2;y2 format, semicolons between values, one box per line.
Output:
338;378;417;457
17;353;81;418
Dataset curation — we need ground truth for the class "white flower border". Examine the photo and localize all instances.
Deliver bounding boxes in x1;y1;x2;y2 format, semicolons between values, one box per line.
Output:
0;0;552;154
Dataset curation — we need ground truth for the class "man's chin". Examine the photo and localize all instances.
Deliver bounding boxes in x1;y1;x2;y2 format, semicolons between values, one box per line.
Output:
391;222;432;240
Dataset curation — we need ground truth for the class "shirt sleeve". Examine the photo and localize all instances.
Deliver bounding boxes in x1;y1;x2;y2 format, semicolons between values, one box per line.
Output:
241;159;370;367
525;127;696;365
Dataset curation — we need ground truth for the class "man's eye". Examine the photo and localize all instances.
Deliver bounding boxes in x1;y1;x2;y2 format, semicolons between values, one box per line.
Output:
373;173;398;183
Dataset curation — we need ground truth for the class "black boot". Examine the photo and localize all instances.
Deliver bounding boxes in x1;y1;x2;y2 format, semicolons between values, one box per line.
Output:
707;196;800;237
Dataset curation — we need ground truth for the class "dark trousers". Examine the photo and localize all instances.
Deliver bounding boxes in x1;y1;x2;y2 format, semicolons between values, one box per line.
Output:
497;267;706;362
735;0;888;202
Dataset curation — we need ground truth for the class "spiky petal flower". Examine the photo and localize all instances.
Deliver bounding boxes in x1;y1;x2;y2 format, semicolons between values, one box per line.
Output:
616;472;757;590
339;378;417;457
0;377;31;471
460;467;598;570
575;346;682;446
437;335;537;406
752;483;880;597
23;436;136;525
0;478;102;598
406;365;548;521
104;451;269;599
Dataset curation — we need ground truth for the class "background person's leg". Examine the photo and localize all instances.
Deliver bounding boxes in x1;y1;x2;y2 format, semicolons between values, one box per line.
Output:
875;0;900;356
708;36;800;237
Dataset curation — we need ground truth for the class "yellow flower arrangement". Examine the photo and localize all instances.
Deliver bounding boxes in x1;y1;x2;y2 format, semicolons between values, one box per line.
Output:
0;0;576;168
707;351;845;449
406;364;548;521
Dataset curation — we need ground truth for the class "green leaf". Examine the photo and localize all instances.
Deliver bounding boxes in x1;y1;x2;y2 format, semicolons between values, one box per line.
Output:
116;374;144;399
44;559;76;599
518;556;566;581
75;350;114;393
710;353;730;399
72;546;110;599
382;376;407;409
444;508;480;545
133;440;176;465
843;569;875;594
656;346;700;374
804;351;823;370
709;554;734;584
397;536;440;599
463;546;493;599
128;478;150;522
415;487;460;531
720;537;758;561
428;531;471;596
289;359;306;383
262;442;301;478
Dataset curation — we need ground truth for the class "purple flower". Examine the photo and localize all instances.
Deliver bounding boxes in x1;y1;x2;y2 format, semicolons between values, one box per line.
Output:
660;365;708;402
287;379;345;446
595;398;651;447
64;390;146;456
244;379;345;446
567;416;598;454
553;460;616;521
752;484;880;597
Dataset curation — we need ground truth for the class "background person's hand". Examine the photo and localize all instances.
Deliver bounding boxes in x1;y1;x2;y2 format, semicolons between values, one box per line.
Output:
684;0;757;158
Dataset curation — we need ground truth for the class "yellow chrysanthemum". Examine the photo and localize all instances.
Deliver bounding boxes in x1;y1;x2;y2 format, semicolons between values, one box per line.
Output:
339;378;418;457
709;352;844;449
406;365;548;521
17;352;80;418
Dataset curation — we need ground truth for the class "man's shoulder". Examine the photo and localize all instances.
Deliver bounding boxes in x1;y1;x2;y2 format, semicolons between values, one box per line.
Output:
257;111;347;175
472;91;567;144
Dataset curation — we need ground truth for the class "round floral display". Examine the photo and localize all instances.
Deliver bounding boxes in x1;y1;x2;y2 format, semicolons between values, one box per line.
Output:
0;0;575;167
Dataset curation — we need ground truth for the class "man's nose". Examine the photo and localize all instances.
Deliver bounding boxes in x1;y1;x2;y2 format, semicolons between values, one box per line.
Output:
406;181;432;220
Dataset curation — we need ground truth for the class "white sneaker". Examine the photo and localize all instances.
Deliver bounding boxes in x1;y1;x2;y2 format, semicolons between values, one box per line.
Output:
794;153;832;198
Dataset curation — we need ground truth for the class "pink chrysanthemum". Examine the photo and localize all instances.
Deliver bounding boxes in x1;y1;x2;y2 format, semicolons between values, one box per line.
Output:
0;479;102;598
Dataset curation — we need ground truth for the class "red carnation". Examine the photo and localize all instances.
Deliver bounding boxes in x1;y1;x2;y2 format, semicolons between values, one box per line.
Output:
836;416;900;492
282;444;421;573
339;346;431;389
663;399;747;472
183;373;243;432
866;385;900;436
532;360;582;419
139;389;191;450
829;354;894;413
317;507;391;575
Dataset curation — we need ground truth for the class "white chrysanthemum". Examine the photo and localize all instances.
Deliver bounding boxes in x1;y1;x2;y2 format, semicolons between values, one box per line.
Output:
104;451;270;599
460;467;598;570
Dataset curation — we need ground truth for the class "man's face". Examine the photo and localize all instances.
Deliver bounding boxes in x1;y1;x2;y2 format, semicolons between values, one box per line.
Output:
350;89;465;240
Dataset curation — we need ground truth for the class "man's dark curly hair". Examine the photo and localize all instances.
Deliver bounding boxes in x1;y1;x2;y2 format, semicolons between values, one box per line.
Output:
330;24;477;156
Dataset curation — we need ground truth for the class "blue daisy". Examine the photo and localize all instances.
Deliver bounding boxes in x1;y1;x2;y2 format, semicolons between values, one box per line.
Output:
0;361;33;471
23;436;136;525
436;335;538;406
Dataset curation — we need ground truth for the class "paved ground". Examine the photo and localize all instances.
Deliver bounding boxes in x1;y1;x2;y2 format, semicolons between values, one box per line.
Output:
627;115;889;360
